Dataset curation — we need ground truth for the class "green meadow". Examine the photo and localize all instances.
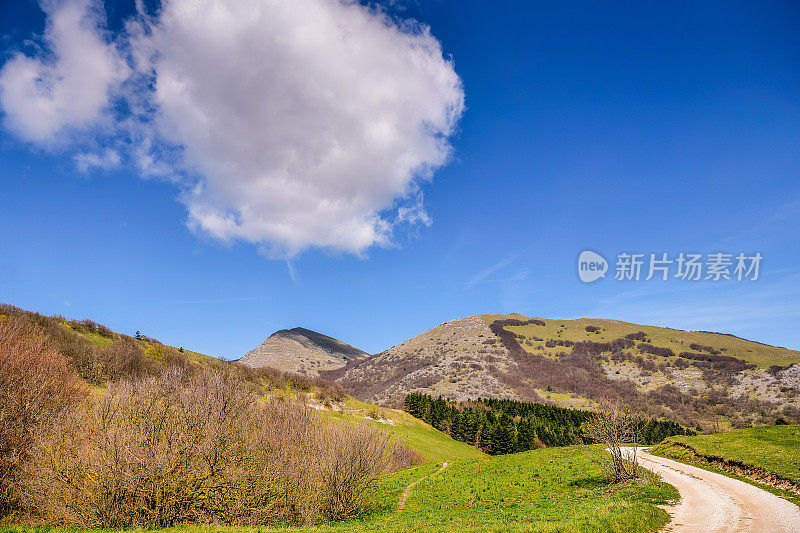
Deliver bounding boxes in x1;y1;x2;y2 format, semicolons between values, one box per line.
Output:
653;424;800;484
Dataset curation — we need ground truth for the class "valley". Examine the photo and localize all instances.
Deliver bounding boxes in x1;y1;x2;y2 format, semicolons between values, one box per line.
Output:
2;304;800;532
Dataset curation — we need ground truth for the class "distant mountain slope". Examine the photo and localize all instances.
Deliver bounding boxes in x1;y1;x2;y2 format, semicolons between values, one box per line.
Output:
334;313;800;430
331;316;521;407
240;327;367;376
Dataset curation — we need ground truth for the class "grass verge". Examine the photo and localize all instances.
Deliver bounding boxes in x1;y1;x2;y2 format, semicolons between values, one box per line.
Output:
651;424;800;506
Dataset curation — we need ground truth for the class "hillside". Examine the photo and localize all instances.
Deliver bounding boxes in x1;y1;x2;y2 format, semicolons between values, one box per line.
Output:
328;316;518;406
0;304;466;464
334;313;800;430
240;327;368;376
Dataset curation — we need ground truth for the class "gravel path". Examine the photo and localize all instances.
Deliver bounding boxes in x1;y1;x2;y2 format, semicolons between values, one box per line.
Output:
630;448;800;532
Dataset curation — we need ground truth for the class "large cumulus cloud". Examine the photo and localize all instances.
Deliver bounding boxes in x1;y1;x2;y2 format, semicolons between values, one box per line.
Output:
0;0;464;257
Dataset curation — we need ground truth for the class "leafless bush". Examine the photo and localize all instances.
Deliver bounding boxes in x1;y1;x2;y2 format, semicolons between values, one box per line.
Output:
582;400;642;483
21;368;413;527
97;338;154;380
0;317;87;516
319;422;418;520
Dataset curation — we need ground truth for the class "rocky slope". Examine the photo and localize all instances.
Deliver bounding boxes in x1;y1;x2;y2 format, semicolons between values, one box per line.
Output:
331;314;800;429
240;327;367;376
327;316;520;407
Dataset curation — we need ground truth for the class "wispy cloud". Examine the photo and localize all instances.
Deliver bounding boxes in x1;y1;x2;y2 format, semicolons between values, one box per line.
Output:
285;260;300;285
465;255;519;290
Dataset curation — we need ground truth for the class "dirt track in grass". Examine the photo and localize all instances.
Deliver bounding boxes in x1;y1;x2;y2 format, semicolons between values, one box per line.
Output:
390;461;448;518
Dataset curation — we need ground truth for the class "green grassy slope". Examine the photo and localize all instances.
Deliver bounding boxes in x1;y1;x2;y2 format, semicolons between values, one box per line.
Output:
481;314;800;368
374;446;677;533
652;424;800;484
0;447;678;533
315;398;482;463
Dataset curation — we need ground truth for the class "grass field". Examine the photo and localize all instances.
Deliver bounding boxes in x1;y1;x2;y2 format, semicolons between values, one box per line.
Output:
652;424;800;484
481;313;800;368
1;446;678;533
315;397;482;463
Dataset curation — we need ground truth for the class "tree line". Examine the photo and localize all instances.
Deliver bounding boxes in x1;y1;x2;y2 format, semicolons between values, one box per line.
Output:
404;393;695;455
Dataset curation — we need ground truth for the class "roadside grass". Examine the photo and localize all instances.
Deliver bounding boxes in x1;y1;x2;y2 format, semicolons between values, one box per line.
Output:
481;313;800;368
651;424;800;505
1;446;678;533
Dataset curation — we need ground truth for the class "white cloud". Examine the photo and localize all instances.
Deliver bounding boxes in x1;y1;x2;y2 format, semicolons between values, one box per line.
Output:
0;0;464;258
0;0;129;143
137;0;464;257
74;148;120;172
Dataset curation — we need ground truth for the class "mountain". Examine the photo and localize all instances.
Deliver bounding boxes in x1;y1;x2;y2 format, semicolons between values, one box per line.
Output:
331;313;800;430
325;316;518;405
239;327;368;376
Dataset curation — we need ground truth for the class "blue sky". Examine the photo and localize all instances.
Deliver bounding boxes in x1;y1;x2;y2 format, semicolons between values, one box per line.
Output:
1;0;799;358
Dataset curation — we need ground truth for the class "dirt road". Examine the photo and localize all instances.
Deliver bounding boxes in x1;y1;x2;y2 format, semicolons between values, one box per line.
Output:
629;448;800;532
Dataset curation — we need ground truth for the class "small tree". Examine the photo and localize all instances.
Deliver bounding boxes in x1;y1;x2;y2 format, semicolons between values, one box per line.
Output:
582;399;641;482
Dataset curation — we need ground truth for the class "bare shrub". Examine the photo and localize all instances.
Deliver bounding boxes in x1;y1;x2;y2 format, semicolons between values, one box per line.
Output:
319;422;417;520
97;338;154;380
95;324;113;338
582;400;642;483
0;317;87;516
22;368;414;527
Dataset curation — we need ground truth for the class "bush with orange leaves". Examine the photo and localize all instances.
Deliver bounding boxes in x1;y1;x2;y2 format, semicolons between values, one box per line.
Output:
0;316;87;516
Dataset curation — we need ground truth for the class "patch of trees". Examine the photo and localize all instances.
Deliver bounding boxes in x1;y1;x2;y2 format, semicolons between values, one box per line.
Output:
637;343;675;358
689;342;721;355
677;351;755;373
69;318;114;338
625;331;648;342
545;339;575;348
768;364;794;376
585;325;600;333
492;318;546;328
405;394;695;455
572;339;635;356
